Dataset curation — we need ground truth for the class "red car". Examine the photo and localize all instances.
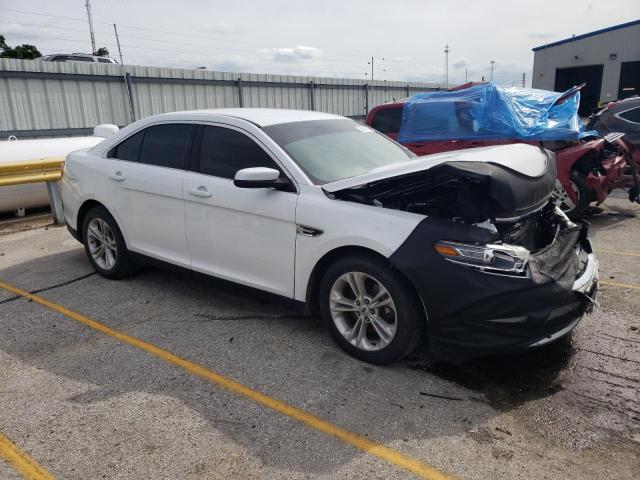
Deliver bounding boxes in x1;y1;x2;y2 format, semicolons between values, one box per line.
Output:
366;86;639;219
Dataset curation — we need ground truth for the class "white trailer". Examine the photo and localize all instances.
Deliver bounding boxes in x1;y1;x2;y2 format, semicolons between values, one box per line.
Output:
0;129;113;215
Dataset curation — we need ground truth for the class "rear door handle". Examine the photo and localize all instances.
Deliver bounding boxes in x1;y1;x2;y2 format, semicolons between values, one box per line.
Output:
188;185;212;198
109;172;125;182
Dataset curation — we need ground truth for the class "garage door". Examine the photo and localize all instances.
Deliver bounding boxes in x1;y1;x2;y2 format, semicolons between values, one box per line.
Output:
555;65;603;116
618;61;640;100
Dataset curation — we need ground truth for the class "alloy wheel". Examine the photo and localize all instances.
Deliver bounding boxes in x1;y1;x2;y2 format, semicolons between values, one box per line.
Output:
554;180;579;213
329;271;397;351
86;217;118;270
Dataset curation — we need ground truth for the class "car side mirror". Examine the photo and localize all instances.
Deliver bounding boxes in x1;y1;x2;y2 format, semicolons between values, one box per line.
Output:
233;167;289;190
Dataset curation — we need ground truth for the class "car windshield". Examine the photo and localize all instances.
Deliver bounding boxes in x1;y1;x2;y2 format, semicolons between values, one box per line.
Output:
263;119;414;184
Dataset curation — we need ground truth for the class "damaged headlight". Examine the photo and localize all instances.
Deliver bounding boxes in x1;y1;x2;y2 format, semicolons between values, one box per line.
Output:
434;241;530;275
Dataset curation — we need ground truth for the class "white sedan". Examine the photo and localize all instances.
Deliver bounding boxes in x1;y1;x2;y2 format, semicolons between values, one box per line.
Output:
62;109;597;364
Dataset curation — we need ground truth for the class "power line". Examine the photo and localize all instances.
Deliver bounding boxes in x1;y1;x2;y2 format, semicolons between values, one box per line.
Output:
0;8;370;61
9;34;374;78
0;19;433;73
0;9;446;82
0;22;360;67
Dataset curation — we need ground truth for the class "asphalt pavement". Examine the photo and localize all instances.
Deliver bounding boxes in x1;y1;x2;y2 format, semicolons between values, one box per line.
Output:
0;197;638;479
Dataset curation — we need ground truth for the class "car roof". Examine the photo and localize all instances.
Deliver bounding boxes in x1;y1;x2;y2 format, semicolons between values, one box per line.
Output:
152;108;344;127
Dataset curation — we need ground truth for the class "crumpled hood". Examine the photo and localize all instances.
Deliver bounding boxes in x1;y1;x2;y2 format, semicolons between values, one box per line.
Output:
322;143;549;193
325;143;557;223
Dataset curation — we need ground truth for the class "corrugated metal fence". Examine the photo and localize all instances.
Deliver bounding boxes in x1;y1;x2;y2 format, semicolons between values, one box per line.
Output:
0;59;443;138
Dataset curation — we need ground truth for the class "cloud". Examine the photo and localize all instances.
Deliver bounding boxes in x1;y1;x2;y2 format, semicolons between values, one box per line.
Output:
1;23;28;34
453;57;470;69
201;22;243;35
270;46;321;63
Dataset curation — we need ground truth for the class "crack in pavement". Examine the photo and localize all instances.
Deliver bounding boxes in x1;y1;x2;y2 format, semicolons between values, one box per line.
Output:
600;332;640;345
574;347;640;365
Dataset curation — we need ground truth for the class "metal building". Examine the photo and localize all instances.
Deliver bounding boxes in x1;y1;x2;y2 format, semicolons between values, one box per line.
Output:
532;19;640;115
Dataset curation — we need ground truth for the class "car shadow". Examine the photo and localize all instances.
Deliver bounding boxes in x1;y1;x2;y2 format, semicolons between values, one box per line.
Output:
404;337;572;410
0;248;573;476
583;202;637;232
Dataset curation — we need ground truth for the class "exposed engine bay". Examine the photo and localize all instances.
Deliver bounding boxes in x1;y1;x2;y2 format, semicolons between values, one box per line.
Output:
328;156;561;253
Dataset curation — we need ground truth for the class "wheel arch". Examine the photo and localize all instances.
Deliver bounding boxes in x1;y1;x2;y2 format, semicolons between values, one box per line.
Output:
304;245;426;320
76;199;128;244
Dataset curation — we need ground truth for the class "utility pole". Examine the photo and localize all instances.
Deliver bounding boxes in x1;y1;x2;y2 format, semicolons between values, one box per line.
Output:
366;56;375;100
85;0;96;54
443;45;450;87
371;56;374;83
490;60;495;82
465;68;468;83
521;72;526;87
113;24;124;64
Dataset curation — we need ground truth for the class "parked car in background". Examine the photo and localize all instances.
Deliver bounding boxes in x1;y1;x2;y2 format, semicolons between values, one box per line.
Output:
367;83;640;219
589;96;640;146
61;109;597;364
39;53;118;64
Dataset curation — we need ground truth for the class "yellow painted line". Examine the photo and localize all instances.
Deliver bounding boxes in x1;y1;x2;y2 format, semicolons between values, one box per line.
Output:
0;431;55;480
600;280;640;290
0;280;454;480
596;249;640;258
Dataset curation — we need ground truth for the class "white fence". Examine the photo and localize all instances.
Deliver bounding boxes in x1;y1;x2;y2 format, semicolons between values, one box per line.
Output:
0;58;443;138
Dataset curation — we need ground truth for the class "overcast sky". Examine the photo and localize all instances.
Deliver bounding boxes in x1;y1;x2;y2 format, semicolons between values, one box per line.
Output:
1;0;638;86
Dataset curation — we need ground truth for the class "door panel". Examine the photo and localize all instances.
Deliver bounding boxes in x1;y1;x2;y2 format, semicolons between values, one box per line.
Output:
104;123;193;267
184;172;297;297
106;160;189;266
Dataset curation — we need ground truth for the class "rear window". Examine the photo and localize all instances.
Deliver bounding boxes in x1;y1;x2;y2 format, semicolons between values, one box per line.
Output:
97;58;113;63
371;107;403;134
138;124;193;169
108;131;144;161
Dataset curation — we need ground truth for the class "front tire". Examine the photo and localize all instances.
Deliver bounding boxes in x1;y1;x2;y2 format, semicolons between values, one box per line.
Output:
82;206;136;279
555;172;591;220
318;254;424;364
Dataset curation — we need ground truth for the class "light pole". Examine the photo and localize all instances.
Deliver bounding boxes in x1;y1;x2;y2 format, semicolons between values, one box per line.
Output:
443;45;450;87
490;60;495;82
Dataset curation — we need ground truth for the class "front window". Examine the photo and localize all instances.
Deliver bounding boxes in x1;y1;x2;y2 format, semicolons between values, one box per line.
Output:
618;106;640;124
264;119;414;184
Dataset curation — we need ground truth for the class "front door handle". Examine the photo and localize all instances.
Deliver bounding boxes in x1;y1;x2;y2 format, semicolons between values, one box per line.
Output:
188;185;212;198
109;171;125;182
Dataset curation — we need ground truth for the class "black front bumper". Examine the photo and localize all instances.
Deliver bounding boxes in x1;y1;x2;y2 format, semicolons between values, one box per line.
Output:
389;216;598;359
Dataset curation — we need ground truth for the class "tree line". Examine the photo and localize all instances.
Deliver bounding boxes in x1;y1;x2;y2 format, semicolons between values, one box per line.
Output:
0;35;110;59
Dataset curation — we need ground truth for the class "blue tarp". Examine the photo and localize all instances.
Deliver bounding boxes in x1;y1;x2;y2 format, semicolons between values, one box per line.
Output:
397;83;586;143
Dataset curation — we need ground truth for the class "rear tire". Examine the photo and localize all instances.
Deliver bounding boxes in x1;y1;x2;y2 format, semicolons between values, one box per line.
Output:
82;206;136;279
318;254;424;364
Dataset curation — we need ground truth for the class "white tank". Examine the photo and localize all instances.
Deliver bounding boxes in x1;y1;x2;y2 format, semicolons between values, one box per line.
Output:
0;135;105;214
